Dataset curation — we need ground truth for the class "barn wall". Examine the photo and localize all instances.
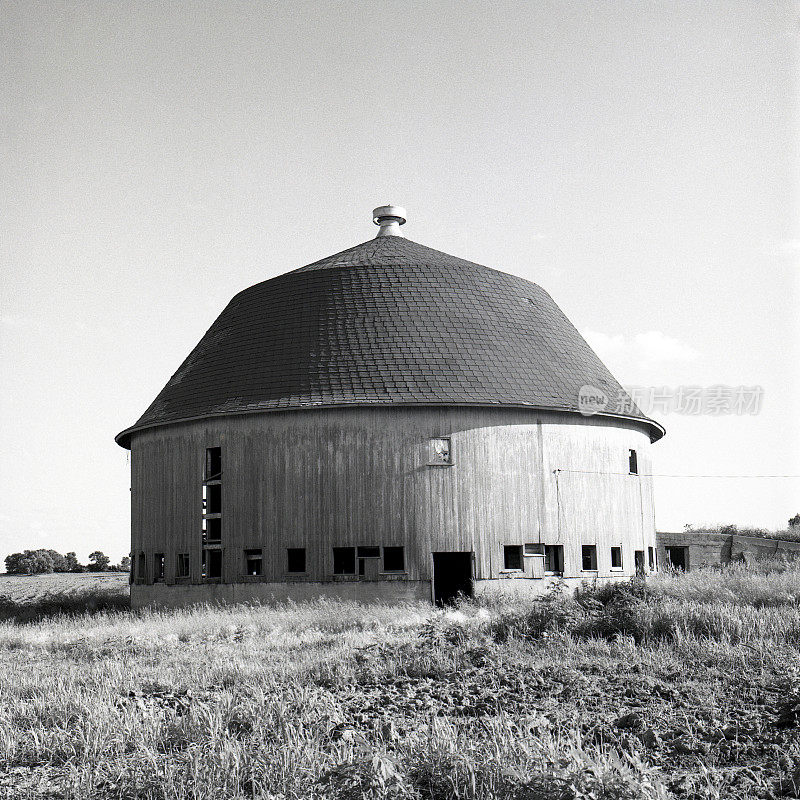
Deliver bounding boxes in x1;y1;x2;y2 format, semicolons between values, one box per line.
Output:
129;407;656;596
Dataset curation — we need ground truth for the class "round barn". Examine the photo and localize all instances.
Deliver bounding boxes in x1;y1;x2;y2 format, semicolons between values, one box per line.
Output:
117;206;664;608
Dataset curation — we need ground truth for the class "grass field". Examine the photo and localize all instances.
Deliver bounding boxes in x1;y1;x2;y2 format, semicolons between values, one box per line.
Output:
0;564;799;799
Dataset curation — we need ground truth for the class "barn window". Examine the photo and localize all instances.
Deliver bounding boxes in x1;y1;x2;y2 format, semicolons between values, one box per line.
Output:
202;549;222;580
383;546;405;572
287;548;306;573
176;553;190;579
581;545;598;571
356;546;381;576
648;547;655;570
610;546;623;570
244;548;263;576
136;552;147;584
333;547;356;575
503;545;524;571
524;543;544;556
628;449;638;475
204;517;221;543
429;437;452;465
544;545;564;574
205;484;221;514
205;447;222;480
154;553;165;582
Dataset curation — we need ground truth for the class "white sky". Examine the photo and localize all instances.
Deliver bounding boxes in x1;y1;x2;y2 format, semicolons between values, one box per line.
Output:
2;1;798;566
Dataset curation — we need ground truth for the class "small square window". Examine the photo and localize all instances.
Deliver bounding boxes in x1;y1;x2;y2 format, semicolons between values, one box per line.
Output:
383;546;405;572
503;545;524;571
333;547;355;575
611;546;623;569
176;553;190;578
544;544;564;573
629;449;638;475
582;545;598;571
287;548;306;573
205;447;222;481
244;548;263;576
429;437;452;465
154;553;165;582
204;517;221;543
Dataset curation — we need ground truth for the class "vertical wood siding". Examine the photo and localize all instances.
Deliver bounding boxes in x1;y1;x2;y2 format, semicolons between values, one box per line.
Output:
130;408;657;585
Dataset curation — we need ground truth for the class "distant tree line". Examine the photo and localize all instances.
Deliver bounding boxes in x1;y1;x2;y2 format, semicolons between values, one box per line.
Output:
4;550;131;575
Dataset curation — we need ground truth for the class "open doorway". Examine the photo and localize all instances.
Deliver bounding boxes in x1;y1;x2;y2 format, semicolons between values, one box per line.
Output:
665;546;688;571
432;551;473;606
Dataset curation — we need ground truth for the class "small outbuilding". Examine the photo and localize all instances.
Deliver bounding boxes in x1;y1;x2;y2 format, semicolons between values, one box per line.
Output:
117;206;665;607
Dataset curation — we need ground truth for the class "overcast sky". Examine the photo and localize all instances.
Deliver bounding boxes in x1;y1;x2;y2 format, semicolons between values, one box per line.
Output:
2;1;798;566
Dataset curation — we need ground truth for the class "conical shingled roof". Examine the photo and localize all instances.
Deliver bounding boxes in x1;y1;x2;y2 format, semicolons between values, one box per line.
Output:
116;234;664;448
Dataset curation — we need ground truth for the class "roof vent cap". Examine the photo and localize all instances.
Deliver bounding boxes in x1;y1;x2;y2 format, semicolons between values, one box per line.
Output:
373;205;406;237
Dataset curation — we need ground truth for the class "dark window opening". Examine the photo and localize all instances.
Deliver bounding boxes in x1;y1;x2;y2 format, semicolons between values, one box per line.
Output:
665;546;688;571
204;517;221;543
635;550;645;576
544;544;564;573
383;546;405;572
524;543;544;556
287;548;306;573
629;449;638;475
202;549;222;579
136;552;146;584
648;547;655;570
205;447;222;481
503;545;524;571
611;546;623;569
333;547;355;575
582;545;598;571
176;553;190;579
206;484;221;514
154;553;165;582
244;548;263;576
357;546;380;559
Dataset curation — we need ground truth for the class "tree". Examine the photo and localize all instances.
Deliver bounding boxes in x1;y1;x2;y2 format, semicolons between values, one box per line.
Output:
790;514;800;529
118;555;131;573
4;549;56;575
64;552;83;572
87;551;110;572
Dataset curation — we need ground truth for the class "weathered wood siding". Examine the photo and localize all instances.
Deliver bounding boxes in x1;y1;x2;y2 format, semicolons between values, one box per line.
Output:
130;407;656;587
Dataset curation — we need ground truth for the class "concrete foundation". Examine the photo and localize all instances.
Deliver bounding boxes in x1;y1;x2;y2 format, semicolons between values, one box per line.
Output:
132;573;639;609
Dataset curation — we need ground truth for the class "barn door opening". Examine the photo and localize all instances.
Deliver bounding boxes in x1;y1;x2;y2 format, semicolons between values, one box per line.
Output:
665;546;688;571
432;551;473;606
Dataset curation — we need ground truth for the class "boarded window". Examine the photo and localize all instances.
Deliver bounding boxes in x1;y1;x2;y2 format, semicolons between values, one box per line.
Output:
244;548;263;576
176;553;190;578
202;549;222;579
287;548;306;573
206;484;221;514
333;547;355;575
503;545;524;571
544;544;564;573
648;546;655;570
581;545;598;571
611;546;623;569
429;437;451;465
383;546;405;572
628;449;638;475
205;447;222;481
204;517;221;543
154;553;165;582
